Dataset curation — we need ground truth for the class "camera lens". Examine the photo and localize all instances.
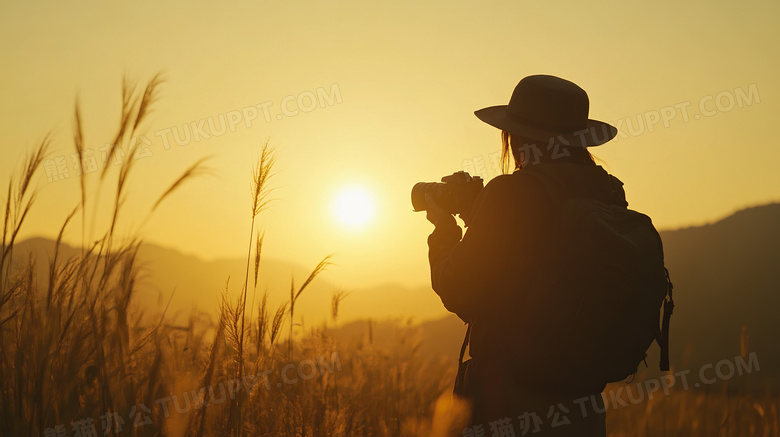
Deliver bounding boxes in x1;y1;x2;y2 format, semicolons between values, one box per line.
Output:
411;182;436;211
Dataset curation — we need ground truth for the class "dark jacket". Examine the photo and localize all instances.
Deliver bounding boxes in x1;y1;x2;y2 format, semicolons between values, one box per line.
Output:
427;162;629;435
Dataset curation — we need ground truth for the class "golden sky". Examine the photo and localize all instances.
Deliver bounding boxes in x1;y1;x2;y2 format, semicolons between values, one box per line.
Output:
1;0;778;293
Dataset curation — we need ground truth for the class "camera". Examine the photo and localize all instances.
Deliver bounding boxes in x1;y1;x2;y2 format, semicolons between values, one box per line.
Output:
411;171;484;224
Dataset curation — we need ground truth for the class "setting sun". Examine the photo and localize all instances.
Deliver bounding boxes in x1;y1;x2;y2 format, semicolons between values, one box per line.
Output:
332;186;376;229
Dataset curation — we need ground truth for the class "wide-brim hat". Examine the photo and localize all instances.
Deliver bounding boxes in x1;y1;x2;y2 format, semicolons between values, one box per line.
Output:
475;75;618;148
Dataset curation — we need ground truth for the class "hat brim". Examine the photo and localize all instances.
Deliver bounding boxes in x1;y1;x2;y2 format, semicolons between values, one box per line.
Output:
474;105;618;148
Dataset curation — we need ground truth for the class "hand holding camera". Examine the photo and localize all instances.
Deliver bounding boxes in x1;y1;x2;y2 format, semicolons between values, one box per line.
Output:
412;171;484;227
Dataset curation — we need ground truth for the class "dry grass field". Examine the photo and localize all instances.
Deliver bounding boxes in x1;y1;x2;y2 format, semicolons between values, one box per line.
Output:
1;78;777;436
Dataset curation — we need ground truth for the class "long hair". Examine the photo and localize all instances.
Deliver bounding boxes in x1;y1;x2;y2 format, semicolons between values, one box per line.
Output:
500;130;596;174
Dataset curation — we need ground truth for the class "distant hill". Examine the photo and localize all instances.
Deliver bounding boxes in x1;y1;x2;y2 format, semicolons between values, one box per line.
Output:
11;237;448;327
658;202;780;388
13;202;780;388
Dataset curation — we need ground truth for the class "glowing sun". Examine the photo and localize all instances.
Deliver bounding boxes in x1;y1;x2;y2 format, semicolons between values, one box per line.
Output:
332;186;376;229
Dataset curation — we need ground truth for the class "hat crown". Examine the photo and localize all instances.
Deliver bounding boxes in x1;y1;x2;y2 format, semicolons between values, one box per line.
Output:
506;75;590;134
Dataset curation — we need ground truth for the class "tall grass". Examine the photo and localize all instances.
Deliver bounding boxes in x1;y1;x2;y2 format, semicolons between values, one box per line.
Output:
0;78;455;437
0;75;214;436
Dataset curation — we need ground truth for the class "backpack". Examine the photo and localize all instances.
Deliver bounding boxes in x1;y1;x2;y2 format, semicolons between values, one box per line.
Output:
456;166;675;393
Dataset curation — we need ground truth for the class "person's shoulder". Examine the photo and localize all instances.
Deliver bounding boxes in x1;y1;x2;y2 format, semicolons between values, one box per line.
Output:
481;172;547;199
483;173;514;189
483;173;523;192
486;171;547;185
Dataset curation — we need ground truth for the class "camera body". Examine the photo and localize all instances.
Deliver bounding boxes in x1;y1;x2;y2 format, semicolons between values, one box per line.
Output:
411;171;484;223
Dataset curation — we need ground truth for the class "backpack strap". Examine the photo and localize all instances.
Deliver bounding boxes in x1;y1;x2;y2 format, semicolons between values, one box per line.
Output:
453;322;472;395
606;174;629;207
458;322;472;366
658;268;675;371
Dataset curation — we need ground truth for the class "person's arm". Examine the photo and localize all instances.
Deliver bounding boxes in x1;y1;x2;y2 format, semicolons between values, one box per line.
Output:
427;173;551;322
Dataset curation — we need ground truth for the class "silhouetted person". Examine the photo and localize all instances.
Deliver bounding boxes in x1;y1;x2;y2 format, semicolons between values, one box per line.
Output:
425;75;629;436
